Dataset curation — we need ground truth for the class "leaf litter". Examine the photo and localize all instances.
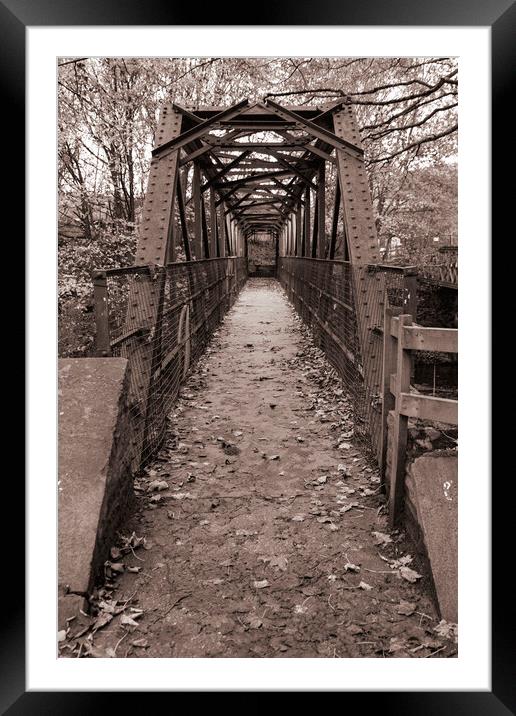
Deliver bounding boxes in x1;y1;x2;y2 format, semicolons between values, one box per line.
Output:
60;282;453;660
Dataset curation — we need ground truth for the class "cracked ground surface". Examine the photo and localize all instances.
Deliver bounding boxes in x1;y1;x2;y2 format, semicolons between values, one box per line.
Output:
64;279;456;659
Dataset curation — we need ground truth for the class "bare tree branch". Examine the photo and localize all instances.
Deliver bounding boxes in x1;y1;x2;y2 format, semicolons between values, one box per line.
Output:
367;123;458;164
363;103;458;141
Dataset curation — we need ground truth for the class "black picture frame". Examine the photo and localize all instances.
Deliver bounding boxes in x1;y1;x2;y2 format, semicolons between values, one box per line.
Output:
10;0;507;710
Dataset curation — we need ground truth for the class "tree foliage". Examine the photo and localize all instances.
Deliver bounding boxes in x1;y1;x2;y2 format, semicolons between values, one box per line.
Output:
58;56;458;355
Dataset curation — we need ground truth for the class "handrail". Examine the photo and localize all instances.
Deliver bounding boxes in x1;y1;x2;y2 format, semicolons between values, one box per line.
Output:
93;255;240;278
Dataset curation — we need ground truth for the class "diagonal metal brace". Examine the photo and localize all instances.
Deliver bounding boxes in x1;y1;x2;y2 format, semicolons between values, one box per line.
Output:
264;98;364;159
152;99;250;157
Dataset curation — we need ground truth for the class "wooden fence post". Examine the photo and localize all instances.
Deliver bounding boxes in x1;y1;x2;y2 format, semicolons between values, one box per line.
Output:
403;271;418;319
388;313;413;527
92;270;111;356
379;304;402;481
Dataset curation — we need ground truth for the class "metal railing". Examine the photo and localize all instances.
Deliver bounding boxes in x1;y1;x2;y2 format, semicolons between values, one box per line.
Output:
92;256;247;471
417;247;458;288
278;256;417;462
418;262;458;288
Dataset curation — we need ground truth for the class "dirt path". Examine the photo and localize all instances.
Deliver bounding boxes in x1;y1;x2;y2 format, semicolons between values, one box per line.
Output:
71;279;456;659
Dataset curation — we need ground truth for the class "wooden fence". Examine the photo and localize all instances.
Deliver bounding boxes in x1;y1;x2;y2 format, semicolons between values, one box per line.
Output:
380;308;458;526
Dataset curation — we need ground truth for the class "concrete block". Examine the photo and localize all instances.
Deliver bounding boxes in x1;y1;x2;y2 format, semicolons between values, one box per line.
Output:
58;358;134;627
408;451;458;622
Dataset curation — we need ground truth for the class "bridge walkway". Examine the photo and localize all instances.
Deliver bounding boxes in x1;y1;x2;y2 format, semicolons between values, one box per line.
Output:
89;279;445;658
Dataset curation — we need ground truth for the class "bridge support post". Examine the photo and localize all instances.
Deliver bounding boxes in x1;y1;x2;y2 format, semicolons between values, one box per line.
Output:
121;106;183;471
333;101;383;425
317;162;326;258
303;187;310;257
296;203;302;257
92;271;111;357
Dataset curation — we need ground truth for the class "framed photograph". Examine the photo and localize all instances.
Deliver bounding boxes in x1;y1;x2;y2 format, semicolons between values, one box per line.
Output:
10;0;506;708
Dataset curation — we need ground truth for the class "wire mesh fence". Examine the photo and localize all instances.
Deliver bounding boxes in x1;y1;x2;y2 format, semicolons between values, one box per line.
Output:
93;257;247;472
278;257;415;462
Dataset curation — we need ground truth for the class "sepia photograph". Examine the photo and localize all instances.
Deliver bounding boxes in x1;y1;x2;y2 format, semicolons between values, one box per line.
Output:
56;55;460;661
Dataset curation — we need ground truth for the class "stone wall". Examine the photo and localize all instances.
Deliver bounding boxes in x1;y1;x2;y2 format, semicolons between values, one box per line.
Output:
58;358;135;627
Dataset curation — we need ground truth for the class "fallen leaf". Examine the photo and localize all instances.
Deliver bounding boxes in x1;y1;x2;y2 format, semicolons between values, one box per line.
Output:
253;580;269;589
399;566;422;583
396;601;417;616
148;480;169;492
360;488;376;496
434;619;458;642
128;533;145;550
57;630;67;642
170;492;192;500
248;617;263;629
120;614;140;627
339;503;359;513
359;581;373;591
372;531;393;546
85;645;112;658
389;636;408;653
92;612;113;631
132;638;149;648
342;485;356;495
421;637;443;650
268;556;288;571
348;624;363;636
97;599;117;614
390;555;413;569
